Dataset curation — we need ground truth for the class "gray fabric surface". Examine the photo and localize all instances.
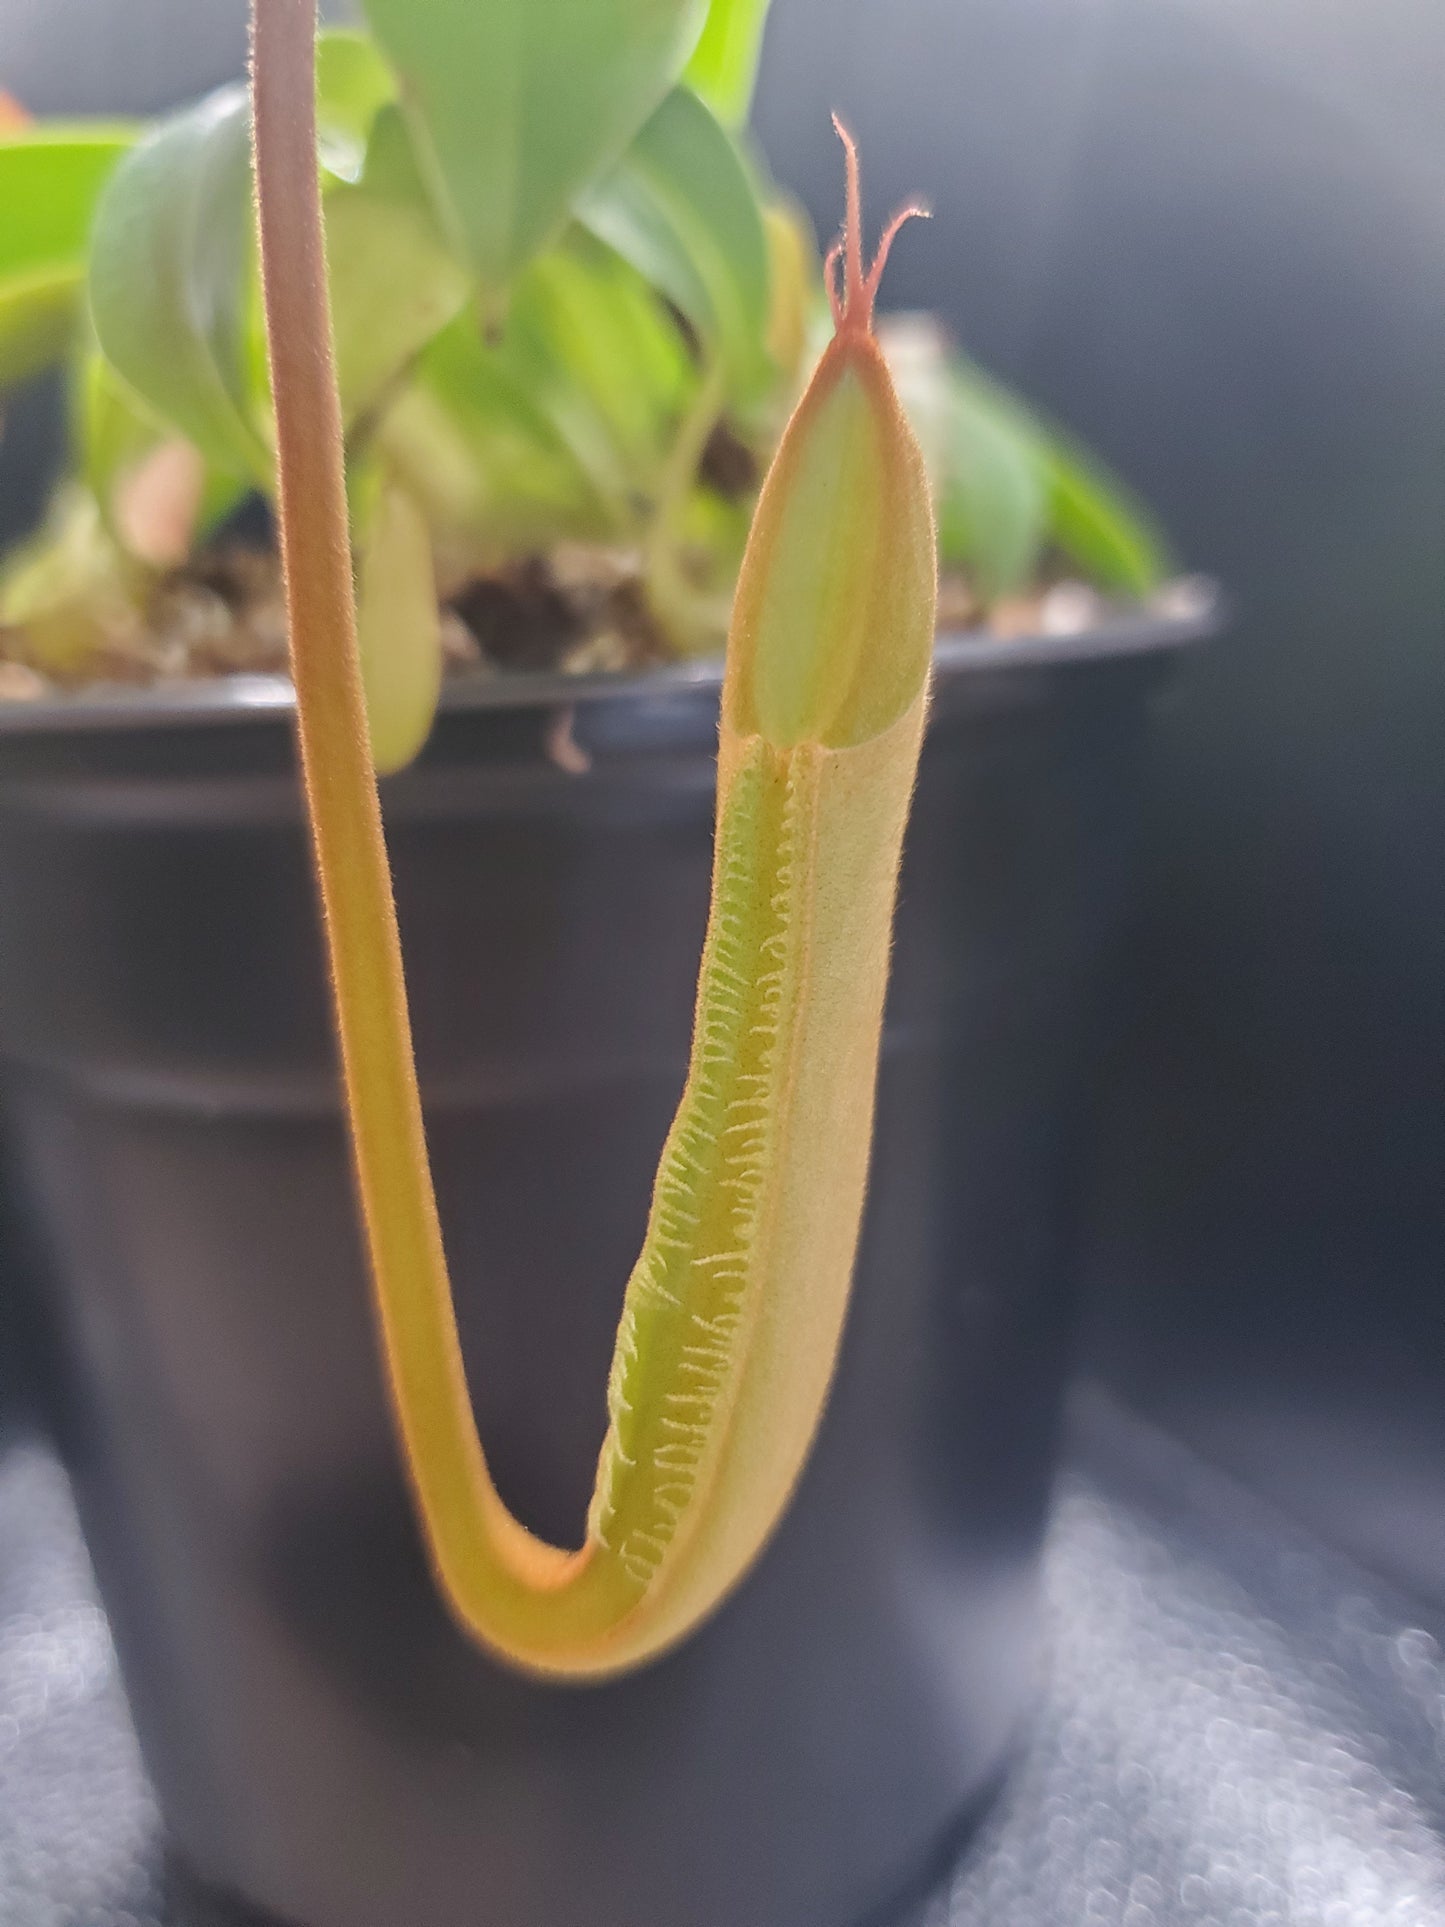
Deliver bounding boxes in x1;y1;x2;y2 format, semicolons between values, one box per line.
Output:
2;1395;1443;1926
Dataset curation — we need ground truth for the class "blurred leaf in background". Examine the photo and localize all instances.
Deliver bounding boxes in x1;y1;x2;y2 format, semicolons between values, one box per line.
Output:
1045;430;1168;598
684;0;773;126
580;85;772;404
0;125;134;388
360;0;709;300
314;25;398;181
939;356;1051;601
88;85;265;480
880;313;1169;604
353;469;442;774
379;305;625;570
324;103;471;425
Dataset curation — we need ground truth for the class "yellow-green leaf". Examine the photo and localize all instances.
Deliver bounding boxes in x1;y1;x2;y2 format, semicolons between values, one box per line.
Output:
500;234;695;509
0;265;83;390
0;124;135;276
377;309;619;565
354;479;442;774
683;0;774;126
0;126;134;388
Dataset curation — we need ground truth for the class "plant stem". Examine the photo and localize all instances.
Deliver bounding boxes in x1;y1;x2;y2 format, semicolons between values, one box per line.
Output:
250;0;569;1612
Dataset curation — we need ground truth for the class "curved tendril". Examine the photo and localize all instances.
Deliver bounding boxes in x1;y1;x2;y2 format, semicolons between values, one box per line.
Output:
252;0;934;1681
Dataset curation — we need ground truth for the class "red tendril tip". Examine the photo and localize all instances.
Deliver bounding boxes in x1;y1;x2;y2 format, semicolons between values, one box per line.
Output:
827;114;929;338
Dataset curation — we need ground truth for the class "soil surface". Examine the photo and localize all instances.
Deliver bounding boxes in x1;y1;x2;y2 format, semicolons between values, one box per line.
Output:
0;540;1142;704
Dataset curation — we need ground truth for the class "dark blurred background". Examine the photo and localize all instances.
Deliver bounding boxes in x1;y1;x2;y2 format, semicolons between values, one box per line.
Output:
2;0;1442;1604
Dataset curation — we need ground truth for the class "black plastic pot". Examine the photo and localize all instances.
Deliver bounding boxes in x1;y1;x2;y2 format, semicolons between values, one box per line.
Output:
0;601;1210;1927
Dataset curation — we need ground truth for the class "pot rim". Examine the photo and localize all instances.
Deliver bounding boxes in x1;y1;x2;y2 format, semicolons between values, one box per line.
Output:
0;577;1220;739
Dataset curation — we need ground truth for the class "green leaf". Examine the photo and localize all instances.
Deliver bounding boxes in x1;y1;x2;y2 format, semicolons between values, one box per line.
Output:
0;126;134;387
500;233;694;509
88;85;267;480
354;476;442;774
938;356;1050;601
360;0;707;294
0;125;135;276
1045;434;1170;595
379;233;700;570
378;311;617;565
683;0;774;125
940;354;1170;599
887;328;1170;603
316;26;398;183
578;86;771;396
325;105;470;424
